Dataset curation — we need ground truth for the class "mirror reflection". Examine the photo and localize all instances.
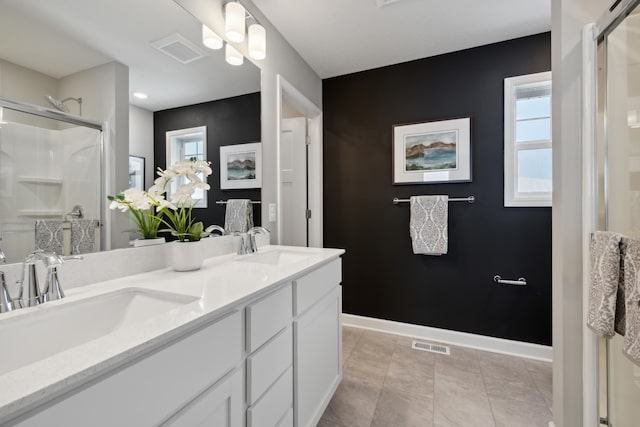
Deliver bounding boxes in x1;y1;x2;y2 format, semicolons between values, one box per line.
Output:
0;0;261;263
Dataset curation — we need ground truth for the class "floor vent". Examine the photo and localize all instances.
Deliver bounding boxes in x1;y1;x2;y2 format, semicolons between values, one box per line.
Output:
412;340;450;355
150;33;207;65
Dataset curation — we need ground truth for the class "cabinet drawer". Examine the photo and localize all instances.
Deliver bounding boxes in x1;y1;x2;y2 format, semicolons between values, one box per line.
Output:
17;310;243;427
246;284;292;352
293;258;341;316
247;366;293;427
247;326;292;405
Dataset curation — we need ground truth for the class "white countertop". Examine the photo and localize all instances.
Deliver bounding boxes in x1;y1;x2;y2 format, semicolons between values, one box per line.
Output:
0;245;344;423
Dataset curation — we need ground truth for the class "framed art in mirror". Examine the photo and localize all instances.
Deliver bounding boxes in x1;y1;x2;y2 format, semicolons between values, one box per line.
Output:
129;156;145;191
220;142;262;190
392;117;471;184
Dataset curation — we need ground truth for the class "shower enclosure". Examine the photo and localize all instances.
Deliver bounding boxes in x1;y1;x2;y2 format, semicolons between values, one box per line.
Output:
0;97;105;263
584;0;640;425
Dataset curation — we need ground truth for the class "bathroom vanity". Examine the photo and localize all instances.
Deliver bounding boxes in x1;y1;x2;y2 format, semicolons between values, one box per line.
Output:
0;244;343;427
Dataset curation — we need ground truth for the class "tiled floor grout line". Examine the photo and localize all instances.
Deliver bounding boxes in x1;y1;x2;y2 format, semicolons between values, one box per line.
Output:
478;354;500;427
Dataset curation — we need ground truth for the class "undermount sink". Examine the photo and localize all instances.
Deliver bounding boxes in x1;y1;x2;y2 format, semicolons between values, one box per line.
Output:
236;249;311;266
0;288;198;376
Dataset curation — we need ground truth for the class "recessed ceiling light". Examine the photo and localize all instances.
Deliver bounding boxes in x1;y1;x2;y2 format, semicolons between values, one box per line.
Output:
133;92;148;99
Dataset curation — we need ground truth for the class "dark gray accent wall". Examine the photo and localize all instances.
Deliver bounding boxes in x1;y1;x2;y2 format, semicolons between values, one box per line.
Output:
153;92;261;229
323;33;552;345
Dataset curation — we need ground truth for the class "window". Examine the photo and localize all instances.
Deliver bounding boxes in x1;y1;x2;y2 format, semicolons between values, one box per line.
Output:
166;126;207;208
504;71;552;207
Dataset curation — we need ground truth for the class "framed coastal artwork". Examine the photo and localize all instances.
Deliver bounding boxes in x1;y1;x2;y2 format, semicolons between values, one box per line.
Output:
392;117;471;184
220;142;262;189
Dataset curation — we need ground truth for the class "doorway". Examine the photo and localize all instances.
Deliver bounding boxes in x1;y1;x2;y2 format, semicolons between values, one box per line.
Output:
276;75;323;247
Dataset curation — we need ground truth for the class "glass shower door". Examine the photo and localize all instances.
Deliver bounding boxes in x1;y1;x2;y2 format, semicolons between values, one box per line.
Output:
598;3;640;425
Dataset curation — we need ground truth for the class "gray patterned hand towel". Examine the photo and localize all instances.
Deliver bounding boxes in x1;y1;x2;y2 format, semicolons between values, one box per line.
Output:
35;220;64;254
587;231;624;337
623;238;640;365
70;219;98;255
409;195;448;255
224;199;254;233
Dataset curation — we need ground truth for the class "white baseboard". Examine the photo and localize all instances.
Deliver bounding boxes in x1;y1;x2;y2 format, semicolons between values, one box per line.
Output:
342;313;552;361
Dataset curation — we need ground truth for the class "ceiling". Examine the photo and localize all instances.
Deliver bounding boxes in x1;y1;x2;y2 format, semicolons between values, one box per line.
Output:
0;0;260;112
251;0;551;79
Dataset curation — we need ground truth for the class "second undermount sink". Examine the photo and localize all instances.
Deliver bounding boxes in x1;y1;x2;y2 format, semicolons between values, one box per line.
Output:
236;249;311;266
0;288;198;376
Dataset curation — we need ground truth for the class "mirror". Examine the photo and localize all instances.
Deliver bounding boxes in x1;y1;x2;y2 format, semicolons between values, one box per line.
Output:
0;0;261;263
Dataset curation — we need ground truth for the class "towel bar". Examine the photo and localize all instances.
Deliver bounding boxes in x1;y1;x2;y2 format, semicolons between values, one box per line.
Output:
215;200;261;205
493;275;527;286
393;196;475;204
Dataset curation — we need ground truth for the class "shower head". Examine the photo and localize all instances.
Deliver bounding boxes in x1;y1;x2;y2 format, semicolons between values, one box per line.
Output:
45;95;70;113
44;95;83;116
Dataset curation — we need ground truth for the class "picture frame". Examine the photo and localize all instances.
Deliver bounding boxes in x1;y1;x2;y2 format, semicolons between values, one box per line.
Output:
220;142;262;189
392;117;471;184
128;155;145;191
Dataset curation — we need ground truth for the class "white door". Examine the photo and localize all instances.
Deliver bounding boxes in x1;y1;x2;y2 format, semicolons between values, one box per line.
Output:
281;117;308;247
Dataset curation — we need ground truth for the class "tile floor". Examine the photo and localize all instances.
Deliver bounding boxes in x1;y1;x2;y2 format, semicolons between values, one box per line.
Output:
319;326;552;427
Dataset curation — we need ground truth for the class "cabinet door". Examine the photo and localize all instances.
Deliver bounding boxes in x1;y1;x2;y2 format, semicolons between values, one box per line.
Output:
294;287;342;427
163;369;243;427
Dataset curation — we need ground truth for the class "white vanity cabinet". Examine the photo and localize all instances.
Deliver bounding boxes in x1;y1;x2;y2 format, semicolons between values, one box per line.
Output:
7;254;343;427
293;259;343;427
14;310;243;427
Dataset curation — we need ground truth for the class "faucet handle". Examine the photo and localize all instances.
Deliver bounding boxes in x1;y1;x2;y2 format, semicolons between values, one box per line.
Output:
0;272;15;313
41;255;82;303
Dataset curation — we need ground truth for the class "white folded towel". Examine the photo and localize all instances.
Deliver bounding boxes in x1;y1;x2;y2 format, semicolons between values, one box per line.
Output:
70;219;99;255
224;199;254;233
409;195;448;255
623;237;640;365
35;220;64;254
587;231;624;337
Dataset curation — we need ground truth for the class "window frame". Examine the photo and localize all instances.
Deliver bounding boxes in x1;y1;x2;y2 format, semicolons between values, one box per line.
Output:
165;126;208;208
504;71;552;207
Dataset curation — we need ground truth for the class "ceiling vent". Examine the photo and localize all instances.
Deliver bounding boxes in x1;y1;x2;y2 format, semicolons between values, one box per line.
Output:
150;33;207;65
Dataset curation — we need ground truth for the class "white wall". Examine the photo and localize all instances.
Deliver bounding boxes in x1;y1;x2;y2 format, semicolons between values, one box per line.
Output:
551;0;607;425
58;61;130;249
129;105;155;189
176;0;322;243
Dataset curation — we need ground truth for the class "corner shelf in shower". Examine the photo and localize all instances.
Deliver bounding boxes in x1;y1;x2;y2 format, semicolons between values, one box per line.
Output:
17;176;63;185
18;209;63;217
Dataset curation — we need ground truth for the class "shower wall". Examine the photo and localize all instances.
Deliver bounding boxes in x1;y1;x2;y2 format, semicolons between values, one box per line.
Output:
0;120;101;263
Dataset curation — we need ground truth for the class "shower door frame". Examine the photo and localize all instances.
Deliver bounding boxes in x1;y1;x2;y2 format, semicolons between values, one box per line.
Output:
0;96;110;251
583;0;640;425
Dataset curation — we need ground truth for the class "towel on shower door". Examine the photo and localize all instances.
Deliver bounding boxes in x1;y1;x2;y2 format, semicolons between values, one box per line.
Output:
35;220;64;254
623;237;640;366
587;231;624;337
224;199;254;233
70;219;99;255
409;195;448;255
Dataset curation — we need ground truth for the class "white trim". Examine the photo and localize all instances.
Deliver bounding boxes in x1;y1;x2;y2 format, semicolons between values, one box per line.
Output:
582;23;600;427
276;75;323;248
504;71;553;207
342;313;552;361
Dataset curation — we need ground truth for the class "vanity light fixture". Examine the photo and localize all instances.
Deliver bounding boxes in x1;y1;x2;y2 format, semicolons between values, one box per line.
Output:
248;24;266;60
133;92;148;100
225;44;243;66
202;24;223;50
225;2;246;43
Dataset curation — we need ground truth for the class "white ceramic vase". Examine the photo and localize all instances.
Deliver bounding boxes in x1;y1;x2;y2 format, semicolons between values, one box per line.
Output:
171;240;203;272
133;237;166;247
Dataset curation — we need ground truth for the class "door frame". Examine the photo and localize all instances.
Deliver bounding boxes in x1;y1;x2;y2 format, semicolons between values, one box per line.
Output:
276;75;323;247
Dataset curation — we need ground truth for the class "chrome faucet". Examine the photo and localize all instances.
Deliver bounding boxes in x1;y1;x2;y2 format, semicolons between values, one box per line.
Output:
204;225;226;236
0;248;6;264
12;251;82;310
237;227;269;255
